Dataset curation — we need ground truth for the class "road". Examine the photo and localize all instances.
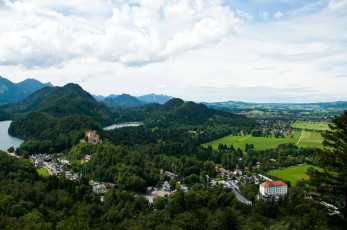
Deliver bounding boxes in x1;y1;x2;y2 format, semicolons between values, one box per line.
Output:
231;185;252;204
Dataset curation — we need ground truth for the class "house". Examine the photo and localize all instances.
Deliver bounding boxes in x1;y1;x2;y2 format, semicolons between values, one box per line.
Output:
93;183;107;194
85;155;91;162
234;169;242;176
163;181;170;191
259;180;287;196
165;171;176;178
104;183;118;189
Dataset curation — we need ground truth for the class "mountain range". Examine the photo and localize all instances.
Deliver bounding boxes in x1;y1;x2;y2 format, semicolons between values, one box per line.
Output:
0;76;52;105
93;93;173;106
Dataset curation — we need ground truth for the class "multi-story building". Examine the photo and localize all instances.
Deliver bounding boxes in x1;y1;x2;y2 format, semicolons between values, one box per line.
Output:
259;180;287;196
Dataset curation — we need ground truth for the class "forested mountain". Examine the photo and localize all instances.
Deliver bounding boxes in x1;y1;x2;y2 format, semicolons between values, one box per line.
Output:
2;83;115;126
0;76;52;105
104;93;146;107
137;93;173;104
119;98;257;128
17;78;53;94
4;83;116;153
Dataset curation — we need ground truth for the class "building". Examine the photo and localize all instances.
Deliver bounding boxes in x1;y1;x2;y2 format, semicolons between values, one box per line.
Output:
259;180;287;196
80;131;102;144
93;183;107;194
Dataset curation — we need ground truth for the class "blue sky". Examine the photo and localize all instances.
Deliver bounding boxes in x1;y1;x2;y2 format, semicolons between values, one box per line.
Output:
0;0;346;103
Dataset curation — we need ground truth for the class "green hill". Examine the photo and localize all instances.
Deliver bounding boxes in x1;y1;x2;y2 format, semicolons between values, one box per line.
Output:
145;98;256;127
3;83;115;126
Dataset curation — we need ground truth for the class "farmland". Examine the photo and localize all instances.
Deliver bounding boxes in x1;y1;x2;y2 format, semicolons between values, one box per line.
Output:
203;131;301;151
268;164;322;186
291;121;329;131
297;130;324;148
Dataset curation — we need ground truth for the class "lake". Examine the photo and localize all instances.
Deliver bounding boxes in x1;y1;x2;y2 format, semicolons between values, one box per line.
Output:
103;123;142;130
0;121;24;151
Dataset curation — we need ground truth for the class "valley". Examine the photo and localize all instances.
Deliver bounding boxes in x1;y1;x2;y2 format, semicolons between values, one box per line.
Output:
0;80;346;229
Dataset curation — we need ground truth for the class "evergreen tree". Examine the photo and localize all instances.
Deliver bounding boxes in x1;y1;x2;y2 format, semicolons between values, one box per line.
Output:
307;110;347;229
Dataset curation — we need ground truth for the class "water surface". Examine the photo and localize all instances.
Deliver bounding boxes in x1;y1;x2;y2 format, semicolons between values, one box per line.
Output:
103;123;142;130
0;120;24;151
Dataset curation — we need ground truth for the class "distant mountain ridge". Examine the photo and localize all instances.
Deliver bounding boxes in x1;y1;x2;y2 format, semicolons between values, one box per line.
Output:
93;93;173;107
0;76;52;105
104;93;146;107
137;93;173;104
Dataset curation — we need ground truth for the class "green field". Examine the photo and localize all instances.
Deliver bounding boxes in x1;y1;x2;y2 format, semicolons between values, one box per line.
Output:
297;130;324;148
37;168;50;177
268;165;321;186
291;121;329;131
203;131;301;151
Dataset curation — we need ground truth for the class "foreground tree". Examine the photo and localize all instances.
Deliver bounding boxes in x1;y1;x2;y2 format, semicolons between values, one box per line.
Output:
307;110;347;229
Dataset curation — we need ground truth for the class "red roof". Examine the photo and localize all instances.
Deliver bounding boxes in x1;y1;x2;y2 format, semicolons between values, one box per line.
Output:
260;180;287;188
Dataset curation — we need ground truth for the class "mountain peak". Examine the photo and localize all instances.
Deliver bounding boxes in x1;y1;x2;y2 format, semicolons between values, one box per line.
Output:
137;93;173;104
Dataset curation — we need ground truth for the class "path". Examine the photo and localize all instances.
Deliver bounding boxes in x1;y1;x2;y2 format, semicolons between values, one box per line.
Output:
296;130;304;145
238;136;250;142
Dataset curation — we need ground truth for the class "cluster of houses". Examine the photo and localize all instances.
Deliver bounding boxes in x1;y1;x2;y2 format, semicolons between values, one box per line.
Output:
236;112;283;119
214;166;288;203
29;153;83;180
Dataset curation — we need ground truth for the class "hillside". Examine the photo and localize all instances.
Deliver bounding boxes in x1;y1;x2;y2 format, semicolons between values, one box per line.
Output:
145;98;256;127
3;83;115;126
0;76;52;105
113;98;256;129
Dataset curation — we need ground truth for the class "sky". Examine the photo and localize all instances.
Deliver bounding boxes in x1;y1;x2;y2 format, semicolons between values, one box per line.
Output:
0;0;346;103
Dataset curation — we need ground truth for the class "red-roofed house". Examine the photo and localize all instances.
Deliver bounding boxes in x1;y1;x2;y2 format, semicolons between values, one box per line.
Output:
259;180;287;196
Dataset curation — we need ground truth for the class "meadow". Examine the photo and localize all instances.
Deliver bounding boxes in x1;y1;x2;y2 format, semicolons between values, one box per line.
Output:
37;168;50;177
297;130;324;149
203;131;301;151
268;164;321;186
291;121;329;131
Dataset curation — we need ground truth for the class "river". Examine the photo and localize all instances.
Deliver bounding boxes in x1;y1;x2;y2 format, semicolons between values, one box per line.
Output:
103;123;142;130
0;121;24;151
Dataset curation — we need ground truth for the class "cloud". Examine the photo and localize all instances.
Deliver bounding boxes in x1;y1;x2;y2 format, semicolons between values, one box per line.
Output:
261;11;269;20
328;0;347;10
0;0;240;68
274;11;283;18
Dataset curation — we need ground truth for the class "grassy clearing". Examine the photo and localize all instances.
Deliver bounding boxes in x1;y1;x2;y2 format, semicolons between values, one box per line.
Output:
268;165;322;186
291;121;329;131
297;130;324;149
203;131;301;151
37;168;50;177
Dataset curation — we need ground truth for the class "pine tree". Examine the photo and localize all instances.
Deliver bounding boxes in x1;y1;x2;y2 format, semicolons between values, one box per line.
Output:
307;110;347;229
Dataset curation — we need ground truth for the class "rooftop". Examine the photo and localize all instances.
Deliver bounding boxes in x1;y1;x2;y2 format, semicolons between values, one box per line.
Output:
260;180;287;188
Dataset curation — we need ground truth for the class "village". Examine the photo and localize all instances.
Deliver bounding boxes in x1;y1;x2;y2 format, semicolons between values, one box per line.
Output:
5;130;288;205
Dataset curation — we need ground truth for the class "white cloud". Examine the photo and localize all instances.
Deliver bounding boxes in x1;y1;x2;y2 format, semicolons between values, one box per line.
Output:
274;11;283;18
0;0;240;67
261;11;269;20
328;0;347;10
0;0;346;102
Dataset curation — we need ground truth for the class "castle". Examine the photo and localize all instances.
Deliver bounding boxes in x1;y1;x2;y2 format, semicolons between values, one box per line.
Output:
80;130;102;144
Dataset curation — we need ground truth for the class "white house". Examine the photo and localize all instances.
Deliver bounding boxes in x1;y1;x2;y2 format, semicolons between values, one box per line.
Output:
259;180;287;196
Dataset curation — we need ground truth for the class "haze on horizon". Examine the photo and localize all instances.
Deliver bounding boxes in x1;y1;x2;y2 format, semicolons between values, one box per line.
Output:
0;0;346;103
